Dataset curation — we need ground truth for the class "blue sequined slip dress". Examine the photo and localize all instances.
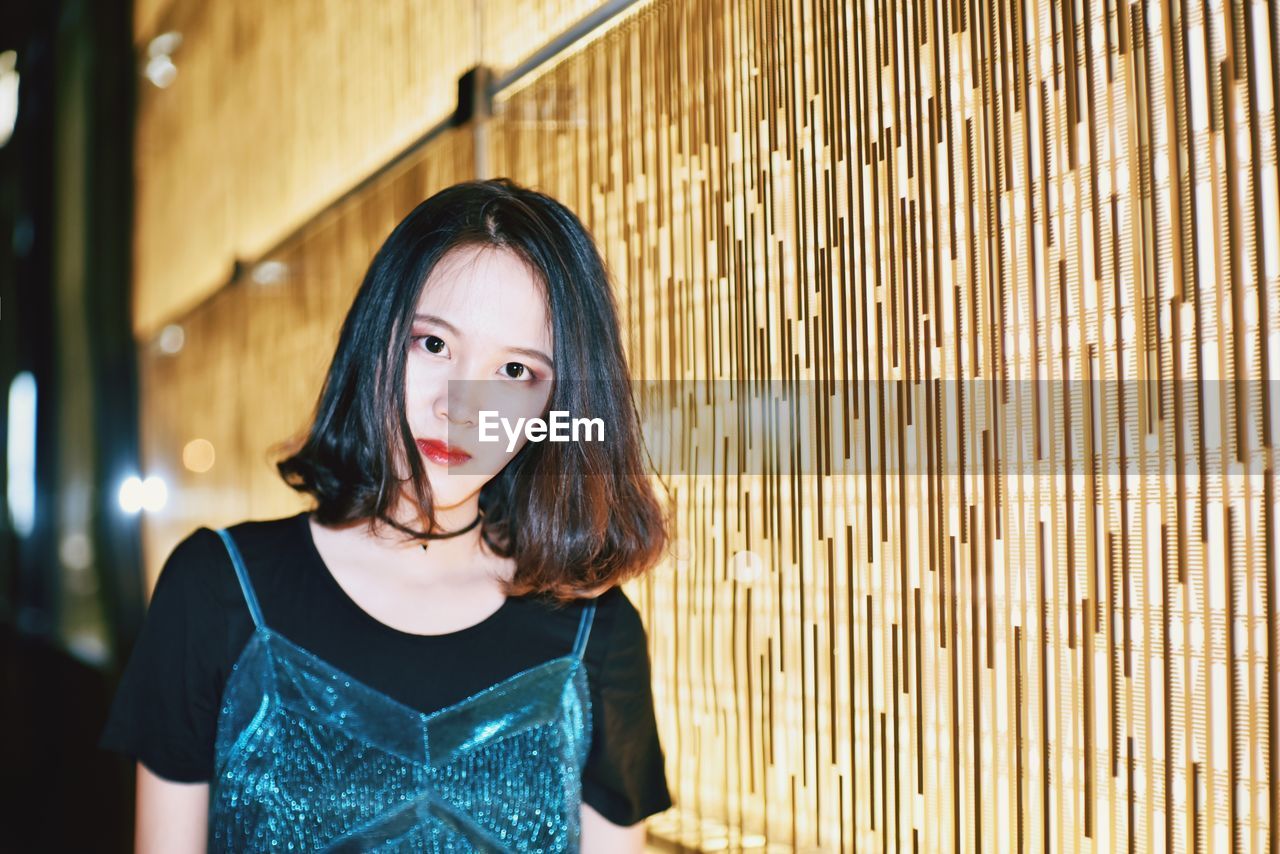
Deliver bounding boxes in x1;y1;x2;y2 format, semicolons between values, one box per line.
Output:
208;527;597;853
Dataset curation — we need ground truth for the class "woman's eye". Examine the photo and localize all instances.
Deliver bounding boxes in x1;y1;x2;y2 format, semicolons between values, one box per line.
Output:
418;335;446;355
501;362;532;380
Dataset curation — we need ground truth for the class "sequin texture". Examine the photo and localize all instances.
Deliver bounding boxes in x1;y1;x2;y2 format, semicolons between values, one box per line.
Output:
209;529;596;853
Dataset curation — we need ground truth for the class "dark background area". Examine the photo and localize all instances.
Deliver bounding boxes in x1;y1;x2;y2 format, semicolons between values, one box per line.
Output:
1;1;142;851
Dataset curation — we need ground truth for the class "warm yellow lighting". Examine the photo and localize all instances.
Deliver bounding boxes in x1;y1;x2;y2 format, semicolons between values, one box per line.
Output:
157;323;185;354
182;438;216;473
250;260;288;285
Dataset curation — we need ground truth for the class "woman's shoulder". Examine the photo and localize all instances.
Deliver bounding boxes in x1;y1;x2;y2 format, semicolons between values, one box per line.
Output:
587;583;638;618
160;508;303;546
578;583;653;661
533;583;638;627
152;511;310;599
219;510;312;554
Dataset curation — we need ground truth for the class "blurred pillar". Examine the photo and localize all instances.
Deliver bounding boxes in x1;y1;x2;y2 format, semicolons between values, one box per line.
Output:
44;0;139;668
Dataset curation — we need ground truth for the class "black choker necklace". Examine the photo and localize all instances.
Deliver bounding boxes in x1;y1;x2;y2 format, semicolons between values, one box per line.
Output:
419;511;483;551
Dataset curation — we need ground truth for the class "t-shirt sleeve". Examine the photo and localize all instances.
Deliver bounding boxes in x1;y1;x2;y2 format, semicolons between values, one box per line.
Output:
97;526;229;783
580;588;674;827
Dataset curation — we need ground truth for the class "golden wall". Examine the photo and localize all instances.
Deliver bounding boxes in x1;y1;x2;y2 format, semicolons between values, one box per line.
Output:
136;0;1279;850
130;0;607;337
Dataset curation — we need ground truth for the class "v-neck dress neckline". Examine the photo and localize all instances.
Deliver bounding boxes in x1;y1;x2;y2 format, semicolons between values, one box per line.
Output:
207;526;598;853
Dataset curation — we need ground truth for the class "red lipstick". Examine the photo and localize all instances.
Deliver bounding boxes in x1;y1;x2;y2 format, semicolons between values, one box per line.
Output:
416;438;472;466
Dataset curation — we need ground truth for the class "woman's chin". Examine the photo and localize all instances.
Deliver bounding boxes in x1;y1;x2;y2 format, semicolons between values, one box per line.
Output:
423;475;490;511
431;498;473;514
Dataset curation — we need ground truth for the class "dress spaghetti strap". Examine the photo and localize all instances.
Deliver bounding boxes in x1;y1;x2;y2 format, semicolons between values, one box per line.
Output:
215;528;264;629
571;599;597;660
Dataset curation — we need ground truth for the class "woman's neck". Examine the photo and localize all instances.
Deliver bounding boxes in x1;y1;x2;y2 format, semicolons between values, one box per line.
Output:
362;494;503;586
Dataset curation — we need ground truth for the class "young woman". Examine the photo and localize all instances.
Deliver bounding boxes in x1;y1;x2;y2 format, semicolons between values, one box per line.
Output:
100;178;674;853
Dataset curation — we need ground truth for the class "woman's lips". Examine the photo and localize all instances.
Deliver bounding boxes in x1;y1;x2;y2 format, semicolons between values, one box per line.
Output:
416;438;472;466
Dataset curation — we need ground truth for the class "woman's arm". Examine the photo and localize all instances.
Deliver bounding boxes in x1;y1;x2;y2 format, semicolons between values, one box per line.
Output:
135;762;209;854
580;801;647;853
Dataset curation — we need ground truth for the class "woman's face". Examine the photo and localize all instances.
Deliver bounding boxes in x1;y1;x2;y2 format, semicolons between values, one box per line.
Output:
402;244;555;512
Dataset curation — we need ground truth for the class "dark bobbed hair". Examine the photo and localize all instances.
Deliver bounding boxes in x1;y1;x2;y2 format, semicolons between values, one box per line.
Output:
273;178;669;605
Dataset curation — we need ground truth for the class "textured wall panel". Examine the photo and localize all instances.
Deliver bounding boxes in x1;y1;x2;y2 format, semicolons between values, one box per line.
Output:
131;0;477;337
489;0;1278;850
133;0;171;45
130;0;657;339
479;0;641;70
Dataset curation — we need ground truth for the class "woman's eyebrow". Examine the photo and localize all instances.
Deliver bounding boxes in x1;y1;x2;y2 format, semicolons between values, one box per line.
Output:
507;346;554;369
413;313;461;335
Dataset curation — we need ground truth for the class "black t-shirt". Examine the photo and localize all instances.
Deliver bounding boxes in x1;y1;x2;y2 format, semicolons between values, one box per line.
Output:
98;511;674;827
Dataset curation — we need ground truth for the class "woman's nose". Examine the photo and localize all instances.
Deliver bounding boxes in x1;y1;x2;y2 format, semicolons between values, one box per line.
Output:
434;379;482;427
